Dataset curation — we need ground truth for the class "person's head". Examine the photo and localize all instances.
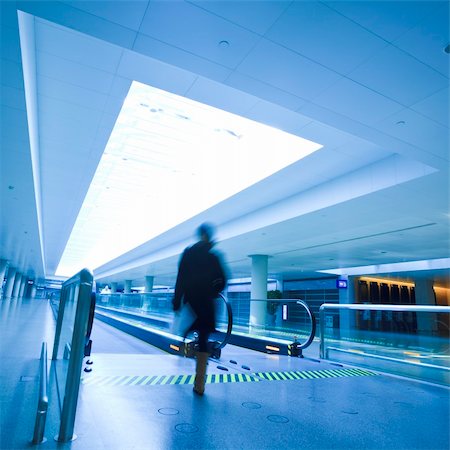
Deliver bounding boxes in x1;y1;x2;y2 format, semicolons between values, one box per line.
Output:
197;222;215;244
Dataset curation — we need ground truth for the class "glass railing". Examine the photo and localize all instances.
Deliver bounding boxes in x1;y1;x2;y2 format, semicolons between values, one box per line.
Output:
51;268;94;442
319;303;450;386
96;292;233;345
232;298;316;348
96;294;316;352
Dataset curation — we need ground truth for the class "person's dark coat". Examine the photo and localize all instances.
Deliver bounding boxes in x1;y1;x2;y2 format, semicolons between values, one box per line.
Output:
173;241;227;332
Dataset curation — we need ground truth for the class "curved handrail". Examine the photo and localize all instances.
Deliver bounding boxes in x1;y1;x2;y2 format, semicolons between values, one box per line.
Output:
216;293;233;349
294;300;316;350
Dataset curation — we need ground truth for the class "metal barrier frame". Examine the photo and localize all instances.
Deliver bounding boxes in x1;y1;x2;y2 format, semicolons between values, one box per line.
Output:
51;268;94;442
319;303;450;359
31;342;48;444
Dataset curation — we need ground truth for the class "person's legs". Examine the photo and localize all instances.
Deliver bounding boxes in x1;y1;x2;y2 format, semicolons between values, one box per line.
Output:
194;329;209;395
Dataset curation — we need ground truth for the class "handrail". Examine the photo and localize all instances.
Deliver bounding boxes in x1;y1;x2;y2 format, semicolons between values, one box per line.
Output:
319;303;450;313
32;342;48;444
248;298;317;351
216;293;233;349
295;300;316;350
319;303;450;358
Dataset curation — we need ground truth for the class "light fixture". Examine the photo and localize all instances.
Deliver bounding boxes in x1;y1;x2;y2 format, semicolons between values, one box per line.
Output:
218;40;230;48
56;81;322;277
444;44;450;54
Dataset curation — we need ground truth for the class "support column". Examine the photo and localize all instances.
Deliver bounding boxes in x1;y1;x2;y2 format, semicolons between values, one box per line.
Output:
414;279;437;334
111;282;118;293
249;255;268;329
4;267;16;300
31;284;37;298
124;280;132;294
144;276;154;293
19;276;28;298
0;260;8;299
12;272;22;299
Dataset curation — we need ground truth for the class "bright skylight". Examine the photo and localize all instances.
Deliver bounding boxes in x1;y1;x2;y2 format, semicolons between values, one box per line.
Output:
56;81;322;277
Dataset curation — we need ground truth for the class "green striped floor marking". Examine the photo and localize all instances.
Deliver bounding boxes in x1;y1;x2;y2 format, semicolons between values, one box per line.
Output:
81;367;377;386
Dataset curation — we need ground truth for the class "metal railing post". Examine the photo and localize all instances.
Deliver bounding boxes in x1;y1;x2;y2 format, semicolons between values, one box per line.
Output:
32;342;48;445
319;305;325;359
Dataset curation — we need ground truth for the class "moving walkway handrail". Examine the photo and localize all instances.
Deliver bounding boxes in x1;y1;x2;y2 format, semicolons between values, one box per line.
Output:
32;342;48;444
319;303;450;359
249;298;317;350
216;293;233;349
295;299;316;350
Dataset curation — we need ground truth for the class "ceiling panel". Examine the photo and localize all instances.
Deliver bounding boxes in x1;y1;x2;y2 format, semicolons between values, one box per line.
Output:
35;18;124;73
1;105;30;147
410;87;449;127
297;100;446;171
0;85;26;110
36;51;116;94
311;77;404;126
186;77;259;118
139;1;261;69
347;44;449;106
244;100;312;136
225;72;307;112
19;1;137;49
63;0;149;31
116;50;197;97
376;108;449;159
1;24;22;63
266;1;388;74
108;75;132;98
237;39;341;100
133;33;232;83
37;92;106;127
1;59;24;90
393;2;449;76
190;0;291;35
324;1;436;43
291;120;354;151
37;75;108;111
38;104;103;150
333;140;392;165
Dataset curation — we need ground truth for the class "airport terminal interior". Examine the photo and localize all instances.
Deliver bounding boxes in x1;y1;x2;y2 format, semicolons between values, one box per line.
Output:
1;1;449;449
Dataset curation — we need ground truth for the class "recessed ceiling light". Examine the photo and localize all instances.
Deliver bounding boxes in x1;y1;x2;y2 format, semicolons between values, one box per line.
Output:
396;120;406;125
219;40;230;48
444;44;450;54
8;185;14;190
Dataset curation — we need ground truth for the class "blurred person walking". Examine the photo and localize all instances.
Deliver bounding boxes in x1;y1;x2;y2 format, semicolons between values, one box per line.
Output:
173;223;228;395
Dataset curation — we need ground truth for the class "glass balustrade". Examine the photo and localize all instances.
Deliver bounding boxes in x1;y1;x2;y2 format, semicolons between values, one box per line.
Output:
319;303;450;385
96;294;316;349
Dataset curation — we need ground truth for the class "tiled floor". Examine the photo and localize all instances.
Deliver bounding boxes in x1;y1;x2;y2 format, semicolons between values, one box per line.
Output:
1;298;449;450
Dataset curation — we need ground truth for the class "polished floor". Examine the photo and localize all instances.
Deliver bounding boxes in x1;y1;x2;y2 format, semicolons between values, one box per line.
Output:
0;298;449;450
